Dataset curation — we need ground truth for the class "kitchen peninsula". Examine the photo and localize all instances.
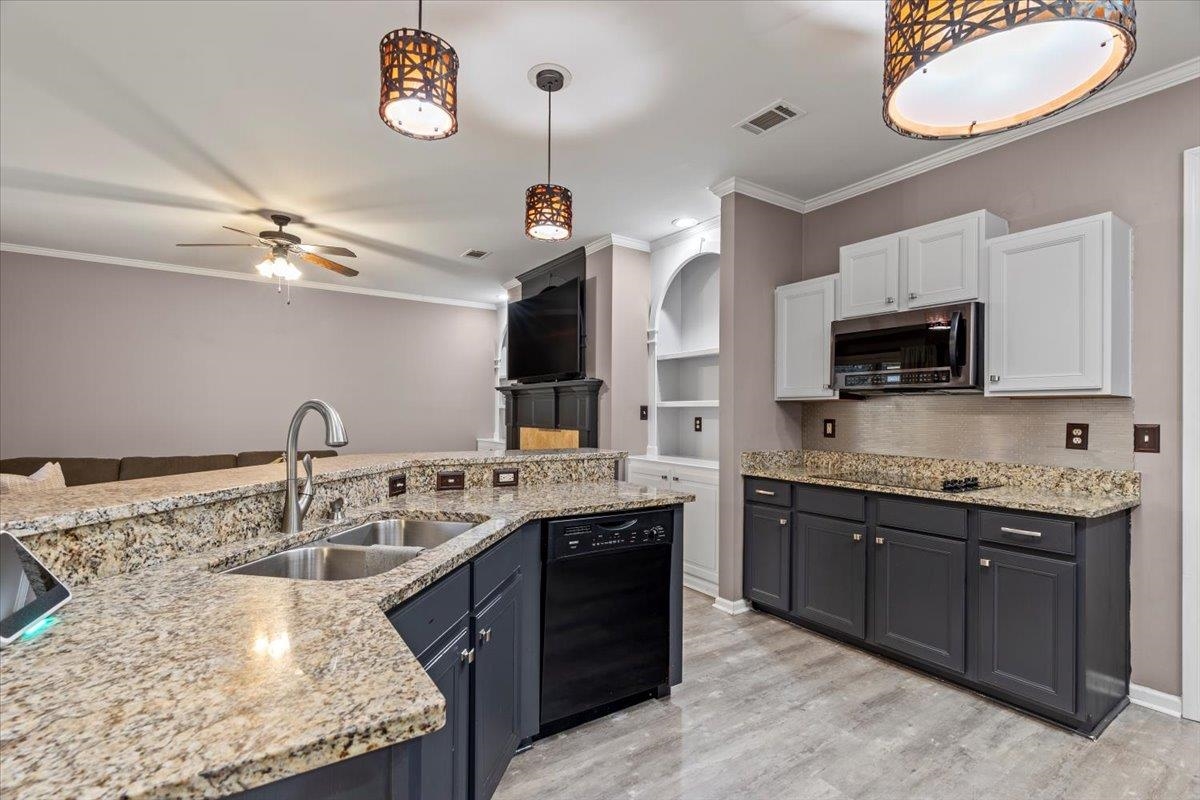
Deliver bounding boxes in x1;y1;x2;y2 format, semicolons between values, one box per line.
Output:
0;449;693;799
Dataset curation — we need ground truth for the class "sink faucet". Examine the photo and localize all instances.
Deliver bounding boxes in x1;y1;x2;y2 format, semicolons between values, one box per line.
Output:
282;400;348;533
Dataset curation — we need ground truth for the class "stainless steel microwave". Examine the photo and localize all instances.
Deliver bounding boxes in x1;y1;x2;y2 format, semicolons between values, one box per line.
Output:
830;302;982;393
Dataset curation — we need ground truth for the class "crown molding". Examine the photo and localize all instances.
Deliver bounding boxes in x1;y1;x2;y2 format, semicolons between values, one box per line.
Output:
708;177;806;214
584;233;652;256
803;57;1200;213
0;243;499;310
501;278;521;291
649;215;721;252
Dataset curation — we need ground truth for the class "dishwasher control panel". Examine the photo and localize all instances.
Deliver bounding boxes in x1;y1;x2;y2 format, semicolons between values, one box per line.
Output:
548;511;674;559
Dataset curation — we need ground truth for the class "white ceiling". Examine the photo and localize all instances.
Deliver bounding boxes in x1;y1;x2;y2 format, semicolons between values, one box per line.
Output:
2;1;1198;304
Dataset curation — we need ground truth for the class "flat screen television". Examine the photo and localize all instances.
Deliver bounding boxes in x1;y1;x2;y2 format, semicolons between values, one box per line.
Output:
507;278;583;383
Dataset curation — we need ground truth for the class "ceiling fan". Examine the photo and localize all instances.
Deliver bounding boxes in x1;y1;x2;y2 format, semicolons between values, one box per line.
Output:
177;214;359;279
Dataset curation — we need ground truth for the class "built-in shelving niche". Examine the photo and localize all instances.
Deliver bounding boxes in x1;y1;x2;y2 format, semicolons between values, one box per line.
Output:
653;252;719;463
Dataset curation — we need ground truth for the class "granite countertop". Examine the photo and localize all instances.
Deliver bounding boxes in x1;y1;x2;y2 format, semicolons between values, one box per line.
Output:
0;480;691;800
0;449;626;536
741;465;1139;518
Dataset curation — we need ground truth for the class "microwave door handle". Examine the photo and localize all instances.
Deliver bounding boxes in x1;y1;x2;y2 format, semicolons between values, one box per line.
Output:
948;310;963;377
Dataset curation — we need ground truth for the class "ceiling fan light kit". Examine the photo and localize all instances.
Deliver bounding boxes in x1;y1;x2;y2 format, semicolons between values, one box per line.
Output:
883;0;1136;139
379;0;459;140
525;67;573;241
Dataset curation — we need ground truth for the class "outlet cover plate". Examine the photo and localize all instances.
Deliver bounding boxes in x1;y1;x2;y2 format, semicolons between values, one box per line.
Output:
493;467;519;487
1133;424;1161;453
436;470;466;491
388;474;407;496
1066;423;1089;450
823;419;836;438
693;416;703;432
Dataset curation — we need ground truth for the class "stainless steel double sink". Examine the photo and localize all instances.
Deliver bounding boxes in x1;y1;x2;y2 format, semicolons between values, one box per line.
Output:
224;518;477;581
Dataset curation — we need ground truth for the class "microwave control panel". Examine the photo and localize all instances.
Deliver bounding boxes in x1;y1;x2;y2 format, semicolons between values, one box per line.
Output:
842;370;951;387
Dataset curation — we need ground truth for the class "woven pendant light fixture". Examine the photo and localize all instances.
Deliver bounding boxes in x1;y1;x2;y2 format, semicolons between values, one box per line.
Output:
379;0;459;140
525;68;573;241
883;0;1136;139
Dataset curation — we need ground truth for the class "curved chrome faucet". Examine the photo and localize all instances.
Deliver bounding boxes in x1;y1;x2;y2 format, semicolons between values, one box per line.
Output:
282;400;348;533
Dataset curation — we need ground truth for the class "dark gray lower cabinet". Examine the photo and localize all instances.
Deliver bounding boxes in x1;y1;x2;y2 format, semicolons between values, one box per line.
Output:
871;527;965;673
744;505;790;611
409;627;471;800
792;513;866;638
977;545;1076;714
472;576;522;800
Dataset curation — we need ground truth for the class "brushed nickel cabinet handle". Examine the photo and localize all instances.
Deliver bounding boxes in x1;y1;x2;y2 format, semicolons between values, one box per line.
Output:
660;474;668;480
875;536;885;545
851;533;863;542
979;558;991;567
989;375;1000;383
672;476;680;482
1000;526;1043;539
755;489;777;496
908;292;918;300
885;296;895;304
479;628;492;643
461;648;476;664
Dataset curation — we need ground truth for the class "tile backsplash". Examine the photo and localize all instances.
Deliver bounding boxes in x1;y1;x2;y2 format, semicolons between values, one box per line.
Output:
800;396;1133;470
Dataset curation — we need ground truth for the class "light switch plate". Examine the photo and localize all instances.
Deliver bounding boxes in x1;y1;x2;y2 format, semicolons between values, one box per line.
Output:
640;405;649;421
823;419;836;438
1133;424;1160;453
1066;423;1089;450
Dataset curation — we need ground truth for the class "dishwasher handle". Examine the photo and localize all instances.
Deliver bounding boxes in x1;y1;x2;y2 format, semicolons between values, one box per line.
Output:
595;518;640;532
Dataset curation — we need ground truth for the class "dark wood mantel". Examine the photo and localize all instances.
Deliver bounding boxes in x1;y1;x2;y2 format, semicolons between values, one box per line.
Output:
496;379;603;450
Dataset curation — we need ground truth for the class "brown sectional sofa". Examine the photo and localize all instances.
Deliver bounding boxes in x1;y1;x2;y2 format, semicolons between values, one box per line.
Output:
0;451;337;487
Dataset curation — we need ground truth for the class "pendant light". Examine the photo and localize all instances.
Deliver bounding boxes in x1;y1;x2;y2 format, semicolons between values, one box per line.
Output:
379;0;459;140
525;69;573;241
883;0;1136;139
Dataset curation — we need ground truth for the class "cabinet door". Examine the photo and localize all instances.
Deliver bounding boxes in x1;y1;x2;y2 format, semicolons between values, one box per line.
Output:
792;513;866;638
775;277;837;399
672;465;719;592
838;235;900;318
977;546;1076;714
904;215;981;308
415;628;471;800
473;576;522;800
744;504;791;611
626;459;670;489
986;218;1104;393
871;527;966;673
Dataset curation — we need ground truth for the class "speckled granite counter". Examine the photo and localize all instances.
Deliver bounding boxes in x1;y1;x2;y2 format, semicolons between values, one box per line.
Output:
0;480;692;800
742;450;1140;519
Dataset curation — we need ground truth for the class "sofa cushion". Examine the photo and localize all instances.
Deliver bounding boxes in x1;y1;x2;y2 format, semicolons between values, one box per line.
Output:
0;457;121;487
236;450;338;467
118;454;238;481
0;461;67;495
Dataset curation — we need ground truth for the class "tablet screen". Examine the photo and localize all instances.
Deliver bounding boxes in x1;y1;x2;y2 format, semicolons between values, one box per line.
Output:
0;532;71;644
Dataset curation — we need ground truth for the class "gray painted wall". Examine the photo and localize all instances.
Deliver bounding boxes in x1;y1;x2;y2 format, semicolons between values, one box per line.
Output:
0;252;498;457
797;80;1199;696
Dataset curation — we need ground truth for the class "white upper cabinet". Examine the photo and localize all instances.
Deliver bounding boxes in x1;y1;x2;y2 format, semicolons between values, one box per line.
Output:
838;210;1007;318
986;213;1131;397
838;235;900;318
904;211;1008;308
776;275;837;400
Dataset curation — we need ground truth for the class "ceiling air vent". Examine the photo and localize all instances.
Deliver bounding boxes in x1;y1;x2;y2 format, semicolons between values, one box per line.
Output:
460;248;491;260
736;100;806;136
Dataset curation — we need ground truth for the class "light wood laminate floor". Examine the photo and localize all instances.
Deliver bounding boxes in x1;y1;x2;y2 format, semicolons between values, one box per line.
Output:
497;590;1199;800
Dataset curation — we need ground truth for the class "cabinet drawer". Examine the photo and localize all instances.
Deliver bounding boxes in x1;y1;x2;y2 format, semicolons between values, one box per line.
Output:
473;530;525;607
745;478;792;507
388;566;471;660
980;510;1075;556
877;497;967;539
794;485;866;522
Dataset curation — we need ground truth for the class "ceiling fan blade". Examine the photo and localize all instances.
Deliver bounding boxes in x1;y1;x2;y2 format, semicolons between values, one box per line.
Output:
295;243;357;258
176;243;261;247
301;252;359;277
222;226;265;239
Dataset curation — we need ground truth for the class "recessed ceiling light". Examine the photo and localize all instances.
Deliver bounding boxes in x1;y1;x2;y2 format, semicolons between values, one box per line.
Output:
671;217;699;229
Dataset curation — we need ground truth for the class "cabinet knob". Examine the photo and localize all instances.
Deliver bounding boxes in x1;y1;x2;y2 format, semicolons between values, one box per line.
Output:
979;558;991;568
672;476;680;482
660;474;668;480
875;536;885;545
779;518;788;526
479;628;492;643
822;383;831;390
460;648;476;664
885;296;895;304
851;533;863;542
908;292;918;300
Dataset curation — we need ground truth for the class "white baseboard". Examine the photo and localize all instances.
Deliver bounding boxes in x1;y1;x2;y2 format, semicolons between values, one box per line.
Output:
712;597;751;616
683;573;718;598
1129;683;1183;718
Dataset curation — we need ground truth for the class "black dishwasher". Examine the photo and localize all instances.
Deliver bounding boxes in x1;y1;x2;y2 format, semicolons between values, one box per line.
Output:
540;509;673;735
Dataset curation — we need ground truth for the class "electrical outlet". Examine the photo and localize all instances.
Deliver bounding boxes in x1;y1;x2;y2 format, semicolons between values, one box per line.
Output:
823;419;836;438
436;470;465;490
693;416;702;432
493;467;519;487
640;405;648;421
1066;423;1089;450
388;474;407;496
1133;424;1160;453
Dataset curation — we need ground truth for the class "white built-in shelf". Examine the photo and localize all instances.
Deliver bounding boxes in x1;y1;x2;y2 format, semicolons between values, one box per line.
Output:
657;346;719;362
657;400;719;408
632;454;719;470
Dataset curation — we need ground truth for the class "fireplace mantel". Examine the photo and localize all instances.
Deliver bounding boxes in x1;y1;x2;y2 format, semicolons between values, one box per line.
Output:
496;379;603;450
